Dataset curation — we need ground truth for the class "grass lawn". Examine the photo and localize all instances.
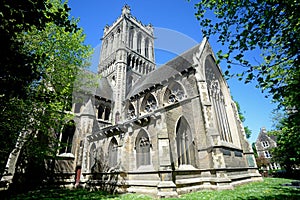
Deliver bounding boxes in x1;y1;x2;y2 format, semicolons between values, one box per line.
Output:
6;178;300;199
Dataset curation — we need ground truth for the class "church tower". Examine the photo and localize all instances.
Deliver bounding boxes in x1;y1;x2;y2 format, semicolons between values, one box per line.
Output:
98;5;155;124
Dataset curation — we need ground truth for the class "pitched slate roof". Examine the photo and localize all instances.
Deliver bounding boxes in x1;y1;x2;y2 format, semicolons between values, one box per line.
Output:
73;69;113;101
127;43;201;98
96;77;113;101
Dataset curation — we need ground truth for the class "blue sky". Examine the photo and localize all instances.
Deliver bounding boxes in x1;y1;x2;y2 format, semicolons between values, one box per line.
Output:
68;0;276;143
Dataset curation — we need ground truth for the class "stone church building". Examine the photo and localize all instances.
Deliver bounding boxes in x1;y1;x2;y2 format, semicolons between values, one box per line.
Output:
66;5;262;197
1;5;261;197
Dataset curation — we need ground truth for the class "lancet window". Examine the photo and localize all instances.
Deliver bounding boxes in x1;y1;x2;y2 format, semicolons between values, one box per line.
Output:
136;130;151;168
129;27;134;49
145;38;149;58
176;117;195;166
89;143;96;170
59;120;75;154
97;104;111;121
108;137;118;167
137;32;142;54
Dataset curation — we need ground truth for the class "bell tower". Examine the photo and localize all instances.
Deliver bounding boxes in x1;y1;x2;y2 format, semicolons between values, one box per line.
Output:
98;5;155;124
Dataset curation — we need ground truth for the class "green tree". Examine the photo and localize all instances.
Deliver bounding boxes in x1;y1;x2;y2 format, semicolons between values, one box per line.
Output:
192;0;299;168
269;111;300;172
252;142;258;158
0;0;92;188
234;100;251;139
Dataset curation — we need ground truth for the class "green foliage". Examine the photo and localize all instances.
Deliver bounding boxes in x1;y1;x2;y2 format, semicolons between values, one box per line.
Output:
0;0;77;99
6;178;299;199
256;156;270;169
252;142;258;158
192;0;300;168
269;115;300;171
234;100;252;138
0;0;92;184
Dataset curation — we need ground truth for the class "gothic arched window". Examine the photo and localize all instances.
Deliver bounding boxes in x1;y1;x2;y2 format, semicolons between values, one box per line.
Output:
205;55;233;143
115;112;120;124
176;117;195;166
137;32;142;54
141;93;157;113
104;106;111;121
74;103;82;113
103;39;108;58
59;120;75;154
164;82;185;104
89;143;96;170
145;38;149;58
127;103;136;119
108;137;118;167
135;130;151;168
129;27;134;49
110;33;114;53
98;105;104;119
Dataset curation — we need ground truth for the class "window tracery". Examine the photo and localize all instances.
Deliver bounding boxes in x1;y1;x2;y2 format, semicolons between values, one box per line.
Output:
135;130;151;168
205;56;233;143
165;82;185;104
141;93;157;113
176;117;195;166
127;103;136;119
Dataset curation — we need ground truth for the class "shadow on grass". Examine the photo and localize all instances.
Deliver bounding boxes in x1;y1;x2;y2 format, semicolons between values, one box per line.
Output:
3;188;117;200
2;178;300;200
244;185;300;200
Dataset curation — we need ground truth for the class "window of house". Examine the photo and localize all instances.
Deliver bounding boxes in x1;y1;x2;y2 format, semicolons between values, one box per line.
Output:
261;141;269;148
136;130;151;168
264;150;272;158
176;117;195;166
